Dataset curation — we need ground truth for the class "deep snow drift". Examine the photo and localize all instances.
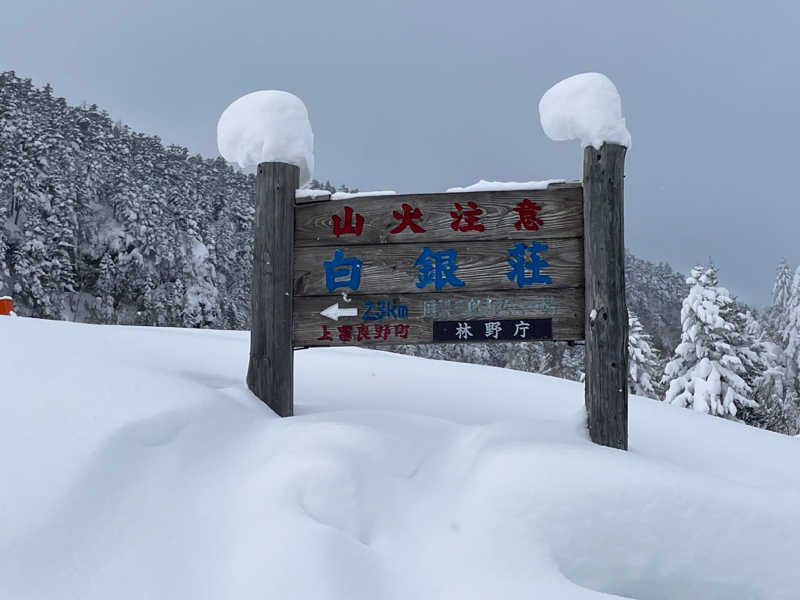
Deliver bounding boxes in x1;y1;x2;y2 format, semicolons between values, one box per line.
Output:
1;317;798;599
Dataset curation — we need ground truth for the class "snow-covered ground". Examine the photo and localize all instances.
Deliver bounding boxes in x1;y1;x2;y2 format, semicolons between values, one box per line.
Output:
1;317;798;599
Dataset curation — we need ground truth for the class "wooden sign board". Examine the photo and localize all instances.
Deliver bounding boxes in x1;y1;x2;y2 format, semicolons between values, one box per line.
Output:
248;145;627;450
292;184;584;347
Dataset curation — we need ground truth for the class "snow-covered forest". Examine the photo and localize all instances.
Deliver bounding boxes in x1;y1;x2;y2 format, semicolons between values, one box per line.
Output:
2;71;798;434
0;71;356;328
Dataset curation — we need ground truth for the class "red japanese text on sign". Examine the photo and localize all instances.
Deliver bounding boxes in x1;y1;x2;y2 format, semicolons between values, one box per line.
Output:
513;199;543;231
450;201;485;232
374;324;391;340
390;203;425;234
316;323;411;344
332;206;365;237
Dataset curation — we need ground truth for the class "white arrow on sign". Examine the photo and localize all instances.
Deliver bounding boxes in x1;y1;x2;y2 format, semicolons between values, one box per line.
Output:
320;303;358;321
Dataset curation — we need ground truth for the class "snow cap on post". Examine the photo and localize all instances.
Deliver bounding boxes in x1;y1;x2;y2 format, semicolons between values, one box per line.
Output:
539;73;631;149
217;90;314;186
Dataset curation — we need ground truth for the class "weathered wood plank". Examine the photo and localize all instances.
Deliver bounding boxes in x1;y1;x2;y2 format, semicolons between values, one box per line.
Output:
293;287;584;346
294;237;583;297
294;186;583;246
584;144;628;450
246;162;298;417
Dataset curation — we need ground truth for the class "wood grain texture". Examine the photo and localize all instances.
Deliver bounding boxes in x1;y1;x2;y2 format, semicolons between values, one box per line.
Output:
294;237;584;297
583;144;628;451
246;162;298;417
294;185;583;247
293;288;584;346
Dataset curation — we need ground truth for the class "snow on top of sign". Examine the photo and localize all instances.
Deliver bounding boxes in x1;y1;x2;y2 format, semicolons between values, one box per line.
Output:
331;190;396;200
2;317;800;599
295;189;331;199
217;90;314;186
0;296;11;301
539;73;631;149
295;189;397;200
446;179;565;193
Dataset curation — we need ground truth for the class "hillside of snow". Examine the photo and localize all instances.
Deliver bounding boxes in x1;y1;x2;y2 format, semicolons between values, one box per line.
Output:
1;317;799;599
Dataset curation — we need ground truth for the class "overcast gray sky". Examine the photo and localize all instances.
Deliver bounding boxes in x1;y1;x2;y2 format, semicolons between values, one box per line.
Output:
2;0;798;305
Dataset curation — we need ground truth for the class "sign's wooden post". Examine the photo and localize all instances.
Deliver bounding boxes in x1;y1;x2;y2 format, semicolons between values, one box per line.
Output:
247;161;299;417
583;143;628;450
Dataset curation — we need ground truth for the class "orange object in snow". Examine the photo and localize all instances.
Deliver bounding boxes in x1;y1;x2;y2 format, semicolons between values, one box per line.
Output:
0;297;14;316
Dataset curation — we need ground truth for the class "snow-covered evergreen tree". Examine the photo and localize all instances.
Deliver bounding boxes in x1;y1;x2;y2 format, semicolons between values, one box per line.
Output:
772;260;793;308
781;267;800;385
745;360;800;435
91;252;117;323
663;264;756;417
628;311;660;398
766;259;793;338
732;308;772;391
729;278;800;435
625;251;688;353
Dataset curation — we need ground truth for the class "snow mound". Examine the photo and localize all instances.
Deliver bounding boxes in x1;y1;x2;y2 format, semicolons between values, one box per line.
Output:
1;317;798;600
447;179;566;193
539;73;631;149
217;90;314;185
